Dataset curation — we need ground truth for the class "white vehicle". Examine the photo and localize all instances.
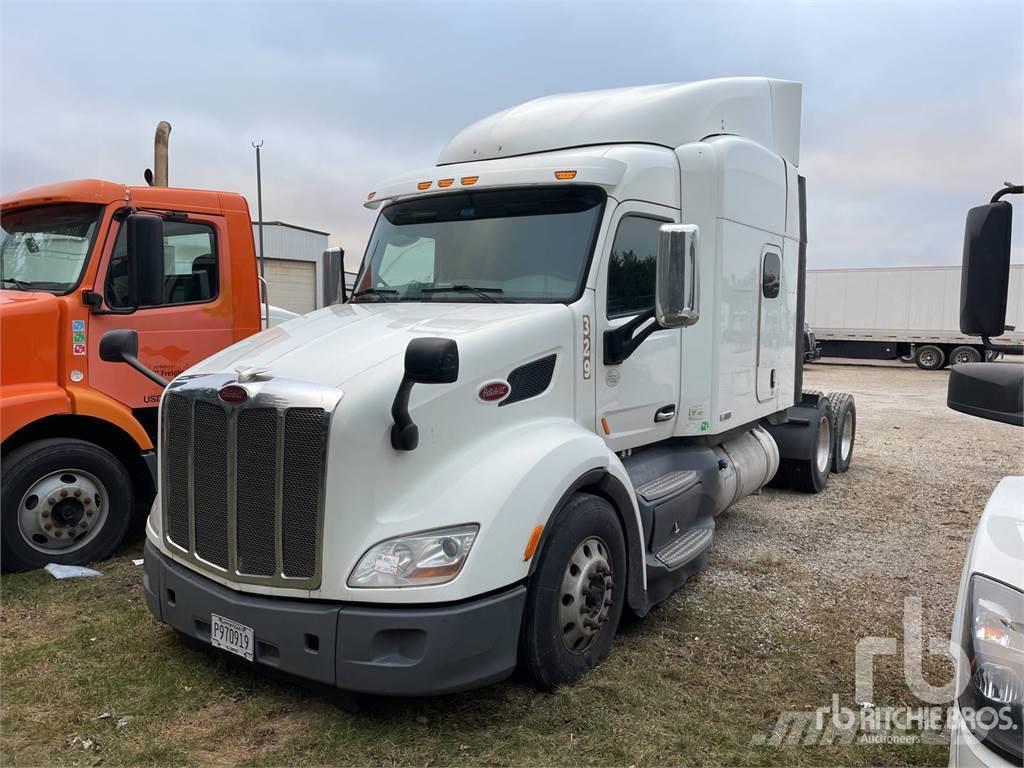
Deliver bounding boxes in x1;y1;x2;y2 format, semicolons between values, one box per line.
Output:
105;77;858;694
947;184;1023;768
806;265;1024;369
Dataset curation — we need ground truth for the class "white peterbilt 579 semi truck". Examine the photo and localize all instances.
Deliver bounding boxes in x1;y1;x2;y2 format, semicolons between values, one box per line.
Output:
101;77;858;694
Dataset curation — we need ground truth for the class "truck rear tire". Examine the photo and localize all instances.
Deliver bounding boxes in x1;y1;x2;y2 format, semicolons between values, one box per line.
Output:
779;399;833;493
826;392;856;473
518;493;626;691
914;344;945;370
950;345;982;365
1;438;133;571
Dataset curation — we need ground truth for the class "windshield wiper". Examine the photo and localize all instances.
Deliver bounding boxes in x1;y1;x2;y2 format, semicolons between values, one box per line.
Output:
1;277;31;291
351;287;398;301
421;284;504;303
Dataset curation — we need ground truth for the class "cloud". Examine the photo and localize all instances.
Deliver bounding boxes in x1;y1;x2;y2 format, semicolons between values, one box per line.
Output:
2;0;1022;266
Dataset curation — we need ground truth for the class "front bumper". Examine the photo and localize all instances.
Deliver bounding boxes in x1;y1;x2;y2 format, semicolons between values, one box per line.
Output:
143;541;526;696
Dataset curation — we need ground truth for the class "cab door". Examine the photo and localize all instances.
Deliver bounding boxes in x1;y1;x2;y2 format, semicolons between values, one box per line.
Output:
88;212;237;415
594;203;681;452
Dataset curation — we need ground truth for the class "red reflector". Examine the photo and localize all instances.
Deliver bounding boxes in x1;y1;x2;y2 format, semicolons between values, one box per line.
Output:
218;384;249;405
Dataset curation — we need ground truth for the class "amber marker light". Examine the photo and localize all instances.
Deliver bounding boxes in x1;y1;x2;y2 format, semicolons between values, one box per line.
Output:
554;170;577;180
461;176;479;185
523;525;544;561
417;181;432;190
438;178;454;188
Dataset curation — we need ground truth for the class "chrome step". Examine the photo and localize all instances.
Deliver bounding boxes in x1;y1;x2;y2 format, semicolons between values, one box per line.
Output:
656;528;714;569
636;470;699;502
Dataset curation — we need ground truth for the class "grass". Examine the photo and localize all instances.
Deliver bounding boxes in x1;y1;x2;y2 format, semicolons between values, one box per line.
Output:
1;537;951;767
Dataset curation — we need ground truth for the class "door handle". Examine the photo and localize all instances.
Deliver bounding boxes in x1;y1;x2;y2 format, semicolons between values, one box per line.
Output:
654;405;676;423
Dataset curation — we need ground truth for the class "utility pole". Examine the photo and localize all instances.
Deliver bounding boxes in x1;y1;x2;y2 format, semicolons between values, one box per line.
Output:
252;140;267;311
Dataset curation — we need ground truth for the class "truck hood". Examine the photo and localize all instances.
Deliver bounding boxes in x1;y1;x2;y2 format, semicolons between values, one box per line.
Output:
187;301;573;388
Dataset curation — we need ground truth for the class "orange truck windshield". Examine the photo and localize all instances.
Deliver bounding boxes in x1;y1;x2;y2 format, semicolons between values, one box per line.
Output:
0;203;103;293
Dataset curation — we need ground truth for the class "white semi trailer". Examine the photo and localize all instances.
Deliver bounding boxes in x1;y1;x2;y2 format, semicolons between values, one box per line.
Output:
806;265;1024;369
102;77;858;694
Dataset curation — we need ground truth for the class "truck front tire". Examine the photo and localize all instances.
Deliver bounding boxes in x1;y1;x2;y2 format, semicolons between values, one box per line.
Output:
519;493;626;691
914;344;945;370
1;438;133;571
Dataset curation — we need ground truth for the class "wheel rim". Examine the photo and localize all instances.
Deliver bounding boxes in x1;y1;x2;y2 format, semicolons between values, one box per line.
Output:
840;410;854;461
17;469;109;554
559;536;614;654
815;415;832;475
953;349;976;364
919;350;938;367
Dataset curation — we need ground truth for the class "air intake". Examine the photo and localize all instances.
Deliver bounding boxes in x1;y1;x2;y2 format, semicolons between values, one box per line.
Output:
500;354;556;406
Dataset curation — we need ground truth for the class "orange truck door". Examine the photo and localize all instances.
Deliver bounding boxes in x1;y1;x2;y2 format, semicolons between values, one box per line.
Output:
87;212;237;410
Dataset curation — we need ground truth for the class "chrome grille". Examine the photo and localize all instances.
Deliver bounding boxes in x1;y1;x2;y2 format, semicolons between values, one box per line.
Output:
161;375;340;589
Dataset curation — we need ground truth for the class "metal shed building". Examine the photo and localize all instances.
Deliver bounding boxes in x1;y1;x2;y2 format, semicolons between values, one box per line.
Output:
251;221;329;315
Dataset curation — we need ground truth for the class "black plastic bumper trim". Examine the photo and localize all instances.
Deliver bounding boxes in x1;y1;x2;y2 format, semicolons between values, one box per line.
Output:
143;541;526;696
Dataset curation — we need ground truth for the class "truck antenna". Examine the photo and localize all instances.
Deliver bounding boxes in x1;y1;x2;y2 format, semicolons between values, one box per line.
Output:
253;140;269;320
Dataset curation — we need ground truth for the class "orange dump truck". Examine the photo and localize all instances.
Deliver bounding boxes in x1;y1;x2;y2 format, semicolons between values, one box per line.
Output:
0;178;267;569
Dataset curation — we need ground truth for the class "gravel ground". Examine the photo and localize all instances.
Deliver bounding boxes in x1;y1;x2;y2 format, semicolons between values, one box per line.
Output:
693;361;1022;693
3;361;1021;767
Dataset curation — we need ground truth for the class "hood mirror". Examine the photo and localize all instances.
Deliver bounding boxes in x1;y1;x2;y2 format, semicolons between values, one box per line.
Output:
391;337;460;451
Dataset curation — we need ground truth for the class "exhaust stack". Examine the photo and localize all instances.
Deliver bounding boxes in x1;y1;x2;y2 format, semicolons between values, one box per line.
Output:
148;121;172;187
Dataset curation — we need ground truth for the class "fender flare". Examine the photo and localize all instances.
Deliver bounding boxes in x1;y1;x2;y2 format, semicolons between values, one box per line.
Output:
527;466;648;615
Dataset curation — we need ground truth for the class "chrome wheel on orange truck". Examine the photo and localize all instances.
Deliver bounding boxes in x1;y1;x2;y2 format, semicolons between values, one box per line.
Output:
1;438;132;571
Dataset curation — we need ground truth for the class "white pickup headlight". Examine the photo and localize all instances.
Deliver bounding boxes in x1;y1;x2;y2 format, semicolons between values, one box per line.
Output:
958;575;1023;764
348;525;478;588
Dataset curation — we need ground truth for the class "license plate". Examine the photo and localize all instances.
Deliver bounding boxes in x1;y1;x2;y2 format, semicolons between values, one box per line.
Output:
210;614;254;661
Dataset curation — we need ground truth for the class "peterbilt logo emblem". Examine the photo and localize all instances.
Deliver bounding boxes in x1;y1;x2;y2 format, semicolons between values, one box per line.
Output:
218;384;249;405
478;381;510;403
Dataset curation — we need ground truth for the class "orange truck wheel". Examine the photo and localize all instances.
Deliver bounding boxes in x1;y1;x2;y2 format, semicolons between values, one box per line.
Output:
1;438;133;571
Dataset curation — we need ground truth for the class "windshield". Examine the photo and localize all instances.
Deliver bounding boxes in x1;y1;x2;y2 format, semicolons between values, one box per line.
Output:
0;204;103;293
355;186;605;303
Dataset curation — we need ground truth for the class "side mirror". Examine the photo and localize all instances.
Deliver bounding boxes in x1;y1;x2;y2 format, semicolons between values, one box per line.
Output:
656;224;700;328
99;329;169;388
391;337;460;451
947;362;1022;426
960;201;1012;337
404;337;460;384
126;213;165;308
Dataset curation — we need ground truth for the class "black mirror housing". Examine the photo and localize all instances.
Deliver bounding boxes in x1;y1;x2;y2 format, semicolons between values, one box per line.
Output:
391;337;460;451
127;213;165;308
947;362;1023;426
960;201;1012;337
99;328;139;362
98;329;169;388
404;337;460;384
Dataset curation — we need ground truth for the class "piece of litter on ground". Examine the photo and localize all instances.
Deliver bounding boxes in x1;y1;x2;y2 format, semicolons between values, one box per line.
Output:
116;716;130;728
132;558;144;566
44;563;101;579
98;712;111;720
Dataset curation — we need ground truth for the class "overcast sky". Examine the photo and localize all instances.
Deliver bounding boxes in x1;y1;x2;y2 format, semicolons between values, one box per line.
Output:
1;0;1022;267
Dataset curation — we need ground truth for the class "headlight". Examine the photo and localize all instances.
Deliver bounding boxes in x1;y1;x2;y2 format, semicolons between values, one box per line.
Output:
958;574;1024;764
348;525;478;588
